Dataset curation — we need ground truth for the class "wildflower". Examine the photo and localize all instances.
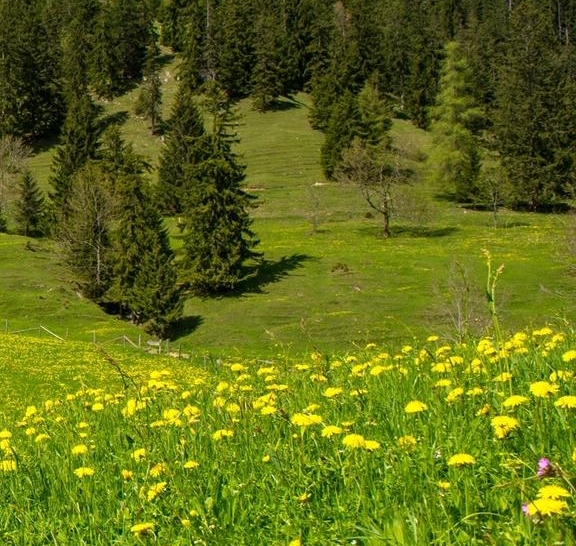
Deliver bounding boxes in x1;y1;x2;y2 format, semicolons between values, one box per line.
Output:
397;435;417;451
530;381;559;398
364;440;381;451
466;387;484;397
405;400;428;414
433;379;452;388
537;458;555;478
74;467;95;478
147;481;167;501
532;327;553;337
297;492;311;503
230;363;247;372
309;373;327;382
550;370;574;382
537;485;571;499
493;372;512;382
35;434;50;443
502;395;529;408
262;454;271;462
491;415;520;439
303;403;321;413
121;470;134;480
562;349;576;362
0;460;16;472
183;460;200;469
523;498;568;517
447;453;476;466
0;430;12;439
323;387;343;398
130;522;155;537
91;402;104;412
427;335;439;342
212;429;234;441
321;425;343;437
438;481;451;490
555;396;576;409
446;387;464;403
476;404;490;416
342;434;366;448
25;427;36;436
289;539;302;546
260;405;277;415
225;403;241;414
71;444;89;456
291;413;322;427
132;448;146;462
150;463;166;478
181;519;191;528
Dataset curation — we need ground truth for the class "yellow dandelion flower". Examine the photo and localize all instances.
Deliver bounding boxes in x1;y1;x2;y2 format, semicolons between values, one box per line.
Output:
537;485;571;499
230;363;247;372
525;498;568;516
555;396;576;409
150;463;166;478
71;444;89;455
183;460;200;469
491;415;520;439
297;492;311;503
550;370;574;382
342;434;366;448
466;387;484;397
562;349;576;362
295;364;310;371
530;381;559;398
130;522;154;537
0;460;16;472
288;539;302;546
493;372;512;382
291;413;322;427
364;440;381;451
427;335;439;342
532;327;553;337
25;427;36;436
323;387;343;398
74;466;95;478
25;406;37;418
321;425;343;437
266;384;289;391
397;435;417;450
446;387;464;403
181;518;191;528
433;379;452;388
309;373;327;382
438;481;451;490
262;454;271;462
257;366;276;375
35;434;50;443
146;481;167;501
502;395;530;408
121;469;133;480
476;404;490;416
132;448;146;461
447;453;475;466
304;403;321;413
404;400;428;414
91;402;104;412
0;430;12;439
260;405;277;415
212;429;234;441
225;403;241;414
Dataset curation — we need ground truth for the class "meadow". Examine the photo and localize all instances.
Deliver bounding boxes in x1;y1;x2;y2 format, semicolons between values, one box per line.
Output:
0;325;575;544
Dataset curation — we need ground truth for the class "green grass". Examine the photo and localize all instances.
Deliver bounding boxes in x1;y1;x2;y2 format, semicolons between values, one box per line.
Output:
8;56;576;355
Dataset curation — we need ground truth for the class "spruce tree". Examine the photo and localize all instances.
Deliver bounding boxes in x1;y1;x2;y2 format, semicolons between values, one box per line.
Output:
106;170;183;337
156;80;206;215
15;170;46;237
428;41;484;202
134;38;163;135
181;88;260;294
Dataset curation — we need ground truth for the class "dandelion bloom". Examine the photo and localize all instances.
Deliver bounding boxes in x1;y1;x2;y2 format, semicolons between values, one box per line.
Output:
445;387;464;403
562;349;576;362
342;434;366;448
288;539;302;546
291;413;323;427
0;460;16;472
230;363;247;372
212;429;234;441
0;430;12;439
555;396;576;409
530;381;559;398
130;522;155;537
433;379;452;388
476;404;490;416
147;481;167;501
261;454;271;462
404;400;428;414
132;448;146;461
260;405;277;416
397;435;417;451
438;481;451;490
150;463;166;478
502;395;529;409
523;498;568;517
364;440;381;451
537;485;571;499
91;402;104;412
71;444;89;455
321;425;343;438
35;434;50;443
74;467;95;478
323;387;344;398
447;453;476;466
121;469;134;480
466;387;484;397
183;460;200;469
492;372;513;382
491;415;520;439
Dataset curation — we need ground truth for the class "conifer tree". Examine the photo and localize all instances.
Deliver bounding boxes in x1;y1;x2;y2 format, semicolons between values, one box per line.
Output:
156;80;206;215
181;86;260;294
428;41;484;202
15;170;46;237
134;38;163;135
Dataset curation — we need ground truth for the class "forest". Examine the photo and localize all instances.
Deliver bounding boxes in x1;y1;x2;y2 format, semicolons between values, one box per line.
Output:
0;0;575;337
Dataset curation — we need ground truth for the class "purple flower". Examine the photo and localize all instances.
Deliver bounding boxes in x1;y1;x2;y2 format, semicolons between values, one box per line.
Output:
537;457;554;477
522;503;530;517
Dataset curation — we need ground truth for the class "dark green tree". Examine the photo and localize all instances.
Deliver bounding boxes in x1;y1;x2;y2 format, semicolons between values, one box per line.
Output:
181;88;260;294
428;41;484;202
156;80;206;215
134;37;163;134
15;170;46;237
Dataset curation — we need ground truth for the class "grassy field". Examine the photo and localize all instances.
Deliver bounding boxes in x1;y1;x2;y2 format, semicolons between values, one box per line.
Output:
0;325;575;544
4;57;575;357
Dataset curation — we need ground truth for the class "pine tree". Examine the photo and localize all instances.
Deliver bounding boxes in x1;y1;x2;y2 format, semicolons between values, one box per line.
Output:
181;88;260;294
134;37;163;134
15;170;46;237
156;80;206;215
428;41;484;202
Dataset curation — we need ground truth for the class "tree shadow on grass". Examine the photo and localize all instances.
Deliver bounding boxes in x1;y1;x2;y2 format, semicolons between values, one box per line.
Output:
356;225;459;239
224;253;315;297
166;315;204;341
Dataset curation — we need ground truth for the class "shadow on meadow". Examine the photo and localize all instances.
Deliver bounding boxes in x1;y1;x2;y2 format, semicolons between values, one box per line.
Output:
166;314;204;341
356;225;459;239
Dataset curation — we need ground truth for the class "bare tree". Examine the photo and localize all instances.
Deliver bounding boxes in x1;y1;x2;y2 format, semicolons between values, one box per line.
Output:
336;138;410;238
0;135;31;229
